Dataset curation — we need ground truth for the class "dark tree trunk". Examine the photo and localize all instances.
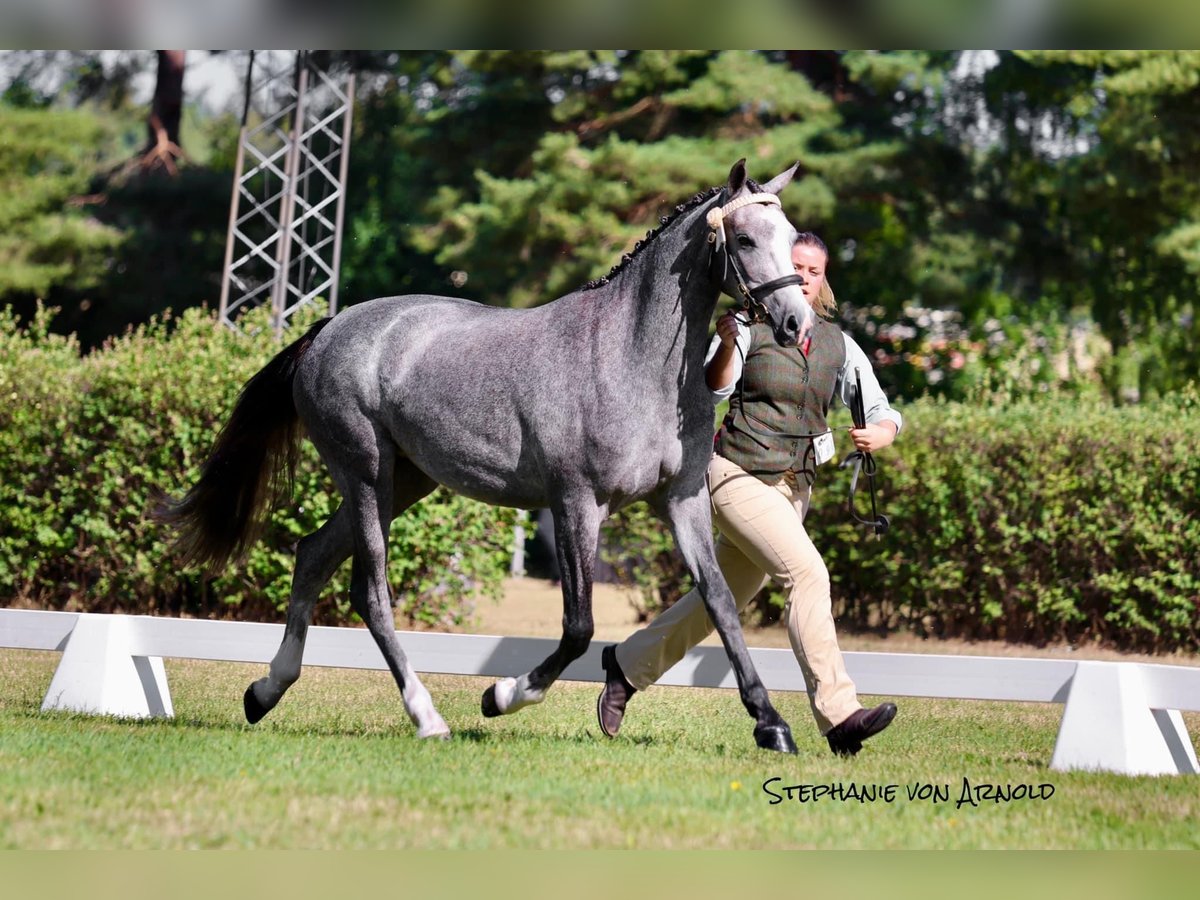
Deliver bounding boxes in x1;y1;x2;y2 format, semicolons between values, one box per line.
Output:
143;50;186;174
785;51;852;103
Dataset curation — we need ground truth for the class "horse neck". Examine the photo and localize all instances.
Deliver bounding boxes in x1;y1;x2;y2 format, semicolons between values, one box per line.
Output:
600;202;720;372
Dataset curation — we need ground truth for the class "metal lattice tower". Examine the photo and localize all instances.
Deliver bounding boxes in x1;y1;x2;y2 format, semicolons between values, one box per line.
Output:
218;51;356;336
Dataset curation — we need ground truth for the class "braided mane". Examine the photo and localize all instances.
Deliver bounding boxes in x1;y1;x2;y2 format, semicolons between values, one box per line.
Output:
581;184;727;291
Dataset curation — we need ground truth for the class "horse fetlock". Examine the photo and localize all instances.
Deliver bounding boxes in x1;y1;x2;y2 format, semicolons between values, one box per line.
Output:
415;713;451;740
267;665;301;693
415;720;448;739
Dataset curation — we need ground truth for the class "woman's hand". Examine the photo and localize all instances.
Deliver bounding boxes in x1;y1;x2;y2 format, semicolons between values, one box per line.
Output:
715;312;740;348
848;422;897;452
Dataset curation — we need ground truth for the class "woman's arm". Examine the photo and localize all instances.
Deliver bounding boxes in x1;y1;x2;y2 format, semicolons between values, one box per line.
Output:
704;313;751;397
839;332;902;452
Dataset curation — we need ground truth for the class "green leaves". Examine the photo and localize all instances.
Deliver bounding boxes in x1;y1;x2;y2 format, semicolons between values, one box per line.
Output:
1024;51;1200;96
394;51;897;311
663;52;832;119
967;51;1200;395
0;105;124;299
823;394;1200;651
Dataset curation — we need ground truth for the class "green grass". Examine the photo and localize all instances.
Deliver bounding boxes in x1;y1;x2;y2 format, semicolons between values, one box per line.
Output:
2;649;1198;849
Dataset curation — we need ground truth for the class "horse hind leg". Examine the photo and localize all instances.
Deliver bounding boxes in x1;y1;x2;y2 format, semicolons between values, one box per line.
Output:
482;497;601;717
245;504;354;723
244;457;442;737
344;455;450;739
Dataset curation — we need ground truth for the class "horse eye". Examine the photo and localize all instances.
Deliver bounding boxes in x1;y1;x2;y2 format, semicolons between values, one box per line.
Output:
736;234;754;248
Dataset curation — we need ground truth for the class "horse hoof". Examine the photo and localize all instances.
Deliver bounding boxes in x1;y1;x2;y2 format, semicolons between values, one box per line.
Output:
481;685;502;718
243;685;269;724
754;723;798;754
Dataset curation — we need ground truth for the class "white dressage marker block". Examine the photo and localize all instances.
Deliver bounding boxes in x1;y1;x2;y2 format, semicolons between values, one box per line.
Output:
41;613;174;719
1050;661;1199;777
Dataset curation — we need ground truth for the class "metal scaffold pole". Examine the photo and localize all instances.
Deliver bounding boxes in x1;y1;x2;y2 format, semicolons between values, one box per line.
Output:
218;51;355;336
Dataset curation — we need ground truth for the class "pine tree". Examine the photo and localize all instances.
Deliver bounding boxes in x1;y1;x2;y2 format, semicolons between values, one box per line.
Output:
392;51;905;309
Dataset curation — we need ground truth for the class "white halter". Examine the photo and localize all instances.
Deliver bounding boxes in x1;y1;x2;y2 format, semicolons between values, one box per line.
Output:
706;193;782;248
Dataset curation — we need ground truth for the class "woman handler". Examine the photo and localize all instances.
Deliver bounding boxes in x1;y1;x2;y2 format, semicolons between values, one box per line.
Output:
597;233;901;756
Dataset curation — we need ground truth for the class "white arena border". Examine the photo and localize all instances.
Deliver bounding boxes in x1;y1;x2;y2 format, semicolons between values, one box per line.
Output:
2;608;1198;777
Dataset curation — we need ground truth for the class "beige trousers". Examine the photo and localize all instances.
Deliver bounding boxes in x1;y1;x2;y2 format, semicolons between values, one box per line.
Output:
614;454;861;734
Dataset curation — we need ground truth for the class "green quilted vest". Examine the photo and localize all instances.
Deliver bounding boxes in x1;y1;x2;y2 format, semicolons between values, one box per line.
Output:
716;317;846;485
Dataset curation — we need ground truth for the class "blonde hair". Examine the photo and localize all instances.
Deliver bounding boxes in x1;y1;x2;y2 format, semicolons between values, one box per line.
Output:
814;279;837;318
794;232;838;319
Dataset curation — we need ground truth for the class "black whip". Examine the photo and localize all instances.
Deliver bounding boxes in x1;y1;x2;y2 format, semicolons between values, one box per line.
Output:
839;367;890;537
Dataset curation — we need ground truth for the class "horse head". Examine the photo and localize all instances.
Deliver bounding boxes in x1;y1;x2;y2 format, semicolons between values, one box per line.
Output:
709;159;814;348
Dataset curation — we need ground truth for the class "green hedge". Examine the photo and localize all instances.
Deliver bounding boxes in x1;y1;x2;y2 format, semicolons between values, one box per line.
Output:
603;388;1200;654
0;304;518;626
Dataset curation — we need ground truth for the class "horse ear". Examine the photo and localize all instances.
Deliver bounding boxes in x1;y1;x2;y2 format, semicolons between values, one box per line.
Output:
727;159;747;195
760;160;803;195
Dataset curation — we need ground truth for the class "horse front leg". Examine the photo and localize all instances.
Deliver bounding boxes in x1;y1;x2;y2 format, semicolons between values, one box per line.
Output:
659;488;797;754
482;497;602;717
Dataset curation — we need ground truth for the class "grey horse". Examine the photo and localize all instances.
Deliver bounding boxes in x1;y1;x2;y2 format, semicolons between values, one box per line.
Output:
160;159;814;753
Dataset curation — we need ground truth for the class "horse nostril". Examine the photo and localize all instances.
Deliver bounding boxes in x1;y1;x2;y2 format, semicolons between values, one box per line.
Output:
786;315;799;335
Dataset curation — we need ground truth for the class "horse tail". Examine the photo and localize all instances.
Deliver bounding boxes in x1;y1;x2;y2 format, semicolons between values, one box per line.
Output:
157;318;333;573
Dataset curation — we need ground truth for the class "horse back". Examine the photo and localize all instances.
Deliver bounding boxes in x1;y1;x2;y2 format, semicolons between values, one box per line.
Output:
294;293;664;507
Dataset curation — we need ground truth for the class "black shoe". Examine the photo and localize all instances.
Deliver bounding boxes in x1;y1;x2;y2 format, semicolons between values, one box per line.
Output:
826;703;898;757
597;645;637;737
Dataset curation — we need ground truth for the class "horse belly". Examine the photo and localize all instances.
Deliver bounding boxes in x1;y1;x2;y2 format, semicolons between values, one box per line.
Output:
386;395;549;509
587;431;686;510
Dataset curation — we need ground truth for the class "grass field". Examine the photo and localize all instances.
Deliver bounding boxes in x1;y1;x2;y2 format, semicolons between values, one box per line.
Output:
2;646;1198;850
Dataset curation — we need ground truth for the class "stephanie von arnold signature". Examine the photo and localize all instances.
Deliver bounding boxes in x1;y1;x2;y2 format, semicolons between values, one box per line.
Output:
761;777;1055;807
